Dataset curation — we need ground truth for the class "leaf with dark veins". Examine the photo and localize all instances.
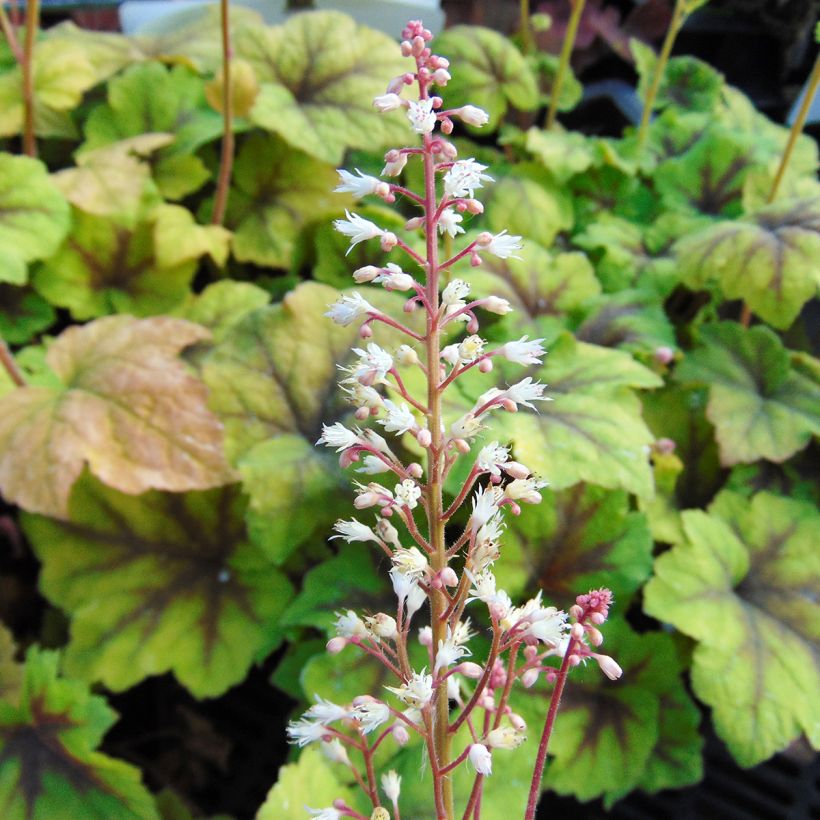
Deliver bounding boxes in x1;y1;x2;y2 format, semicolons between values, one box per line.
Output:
644;491;820;766
21;478;293;698
675;196;820;329
0;649;158;818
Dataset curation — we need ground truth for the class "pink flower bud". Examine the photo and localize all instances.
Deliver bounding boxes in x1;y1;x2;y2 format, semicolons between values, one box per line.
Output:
509;712;527;731
386;75;405;94
458;105;490;127
405;216;424;230
400;40;413;56
431;96;443;109
408;462;423;478
439;140;458;160
404;298;419;313
416;428;432;448
355;407;369;421
570;622;585;641
456;662;483;679
326;637;347;654
569;604;583;620
594;653;623;680
455;438;471;454
432;68;451;85
501;399;517;412
470;251;482;267
568;654;581;667
654;346;675;365
359;324;373;338
339;449;360;468
524;645;538;661
439;567;458;586
402;72;415;85
479;358;493;373
380;232;398;251
586;626;604;646
412;35;425;55
521;668;540;688
391;723;410;745
465;199;484;215
655;437;676;455
590;612;605;625
440;118;454;134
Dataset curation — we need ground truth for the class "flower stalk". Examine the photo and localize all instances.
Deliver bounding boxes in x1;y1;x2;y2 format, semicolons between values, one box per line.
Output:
211;0;234;226
545;0;587;130
21;0;40;157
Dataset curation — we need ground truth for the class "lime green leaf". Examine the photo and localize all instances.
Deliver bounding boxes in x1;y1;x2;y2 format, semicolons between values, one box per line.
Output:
214;133;340;268
300;648;390;708
499;333;662;497
530;51;583;112
0;624;22;703
153;204;231;269
675;322;820;465
173;280;269;344
432;26;539;131
0;154;70;285
33;207;197;320
257;747;354;820
0;315;235;517
205;59;260;118
497;484;653;608
632;39;724;113
23;478;292;698
485;165;573;244
675;197;820;329
43;23;144;84
245;11;410;164
644;492;820;765
0;648;158;819
524;127;594;183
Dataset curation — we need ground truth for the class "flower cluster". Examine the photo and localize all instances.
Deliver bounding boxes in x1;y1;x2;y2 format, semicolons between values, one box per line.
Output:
287;19;621;820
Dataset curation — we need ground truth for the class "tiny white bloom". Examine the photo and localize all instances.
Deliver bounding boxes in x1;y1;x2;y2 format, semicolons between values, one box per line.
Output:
335;168;385;198
470;485;500;531
485;229;523;259
382;151;408;176
307;807;342;820
382;770;402;803
286;718;327;747
434;626;473;673
443;159;493;199
407;99;437;134
468;743;493;775
353;481;393;509
325;291;376;325
376;262;415;291
352;699;391;733
438;208;465;237
440;344;460;366
394;344;419;366
486;726;526;749
465;570;512;618
458;105;490;127
366;613;398;640
333;210;384;255
331;519;379;543
502;336;546;366
373;92;403;112
505;476;548;504
503;377;549;410
391;546;429;578
483;295;513;315
477;441;510;476
355;455;391;474
451;413;485;440
394;478;421;510
385;670;434;708
458;334;485;363
389;567;418;604
305;696;350;724
379;400;418;435
340;379;382;409
406;583;427;619
334;609;369;639
316;422;360;452
321;738;350;765
442;279;470;306
349;343;394;384
593;653;624;680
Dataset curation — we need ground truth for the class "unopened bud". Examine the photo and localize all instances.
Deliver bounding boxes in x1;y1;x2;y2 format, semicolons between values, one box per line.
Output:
401;40;413;56
465;199;484;215
326;637;347;654
404;298;419;313
439;140;458;160
380;232;398;252
371;808;390;820
479;358;493;373
594;653;623;680
455;438;471;454
418;626;433;646
456;662;483;679
359;324;373;338
509;712;527;731
412;35;426;55
432;68;451;85
439;567;458;586
355;407;370;420
586;626;604;646
405;216;424;230
470;251;482;267
408;462;423;478
483;295;512;314
391;723;410;745
655;437;676;455
654;346;675;365
458;105;490;127
416;428;432;448
590;612;606;625
570;623;585;641
441;118;454;134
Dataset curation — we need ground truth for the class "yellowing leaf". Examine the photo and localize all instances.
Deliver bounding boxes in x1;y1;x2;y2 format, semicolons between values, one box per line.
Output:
204;59;259;118
153;204;231;268
0;315;236;517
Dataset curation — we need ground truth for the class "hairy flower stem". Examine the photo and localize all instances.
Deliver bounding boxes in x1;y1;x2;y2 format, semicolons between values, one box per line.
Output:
636;0;687;151
21;0;39;157
0;340;25;387
524;637;578;820
739;51;820;328
545;0;586;130
211;0;234;226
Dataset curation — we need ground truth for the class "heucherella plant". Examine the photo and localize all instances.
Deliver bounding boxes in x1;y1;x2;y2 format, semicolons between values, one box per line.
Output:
287;20;622;820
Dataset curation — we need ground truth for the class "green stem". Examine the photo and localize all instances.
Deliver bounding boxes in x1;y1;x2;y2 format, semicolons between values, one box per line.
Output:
22;0;40;157
520;0;533;56
0;340;26;387
0;5;23;62
211;0;234;227
545;0;586;130
636;0;687;151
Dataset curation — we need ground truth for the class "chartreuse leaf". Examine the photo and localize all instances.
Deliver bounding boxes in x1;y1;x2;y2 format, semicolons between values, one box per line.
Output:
0;648;158;819
497;333;662;497
514;620;702;807
215;133;341;268
257;747;355;820
432;26;539;130
524;127;594;183
530;50;582;112
496;484;653;608
173;280;269;344
84;63;219;200
675;197;820;329
675;322;820;465
22;477;293;698
153;204;231;269
0;154;70;285
33;206;199;320
245;11;410;165
0;624;22;703
644;491;820;766
0;316;235;518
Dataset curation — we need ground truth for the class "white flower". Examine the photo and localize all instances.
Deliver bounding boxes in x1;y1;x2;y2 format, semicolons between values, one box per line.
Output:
468;743;493;775
331;519;379;543
333;210;385;254
394;344;419;366
352;699;391;733
458;335;485;363
502;336;546;366
382;151;408;176
394;478;421;510
373;92;403;112
466;570;512;618
353;481;393;509
348;343;393;385
391;546;429;578
593;653;623;680
407;99;437;133
307;807;342;820
434;625;473;673
503;377;549;410
481;230;523;259
451;619;475;646
458;105;490;127
376;518;401;548
365;613;398;640
470;485;500;531
442;279;470;306
375;262;415;291
503;594;567;646
406;583;427;619
355;455;391;474
483;295;513;314
325;291;376;325
382;770;402;803
386;670;434;708
486;726;526;749
379;400;418;435
451;413;485;440
443;159;493;199
438;208;465;237
287;718;327;747
335;168;386;198
321;738;350;765
440;344;460;366
505;477;548;504
389;567;418;604
305;696;350;724
316;422;360;452
340;379;382;409
477;442;510;476
334;609;369;639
